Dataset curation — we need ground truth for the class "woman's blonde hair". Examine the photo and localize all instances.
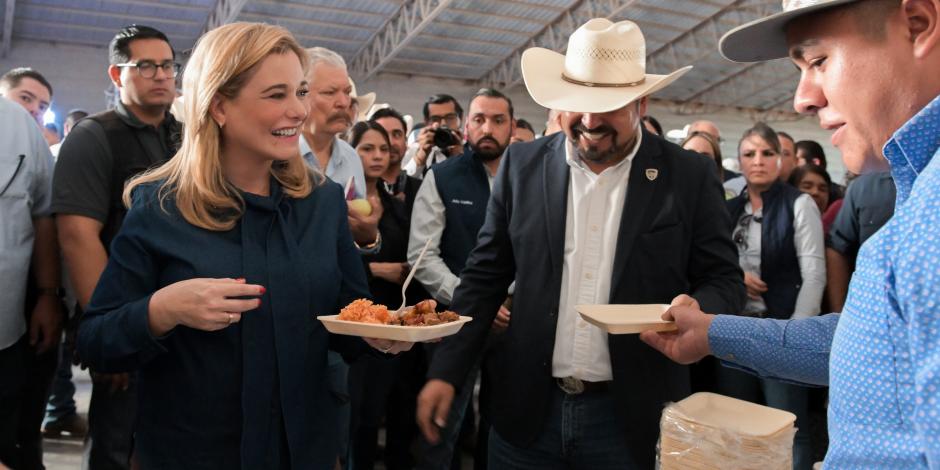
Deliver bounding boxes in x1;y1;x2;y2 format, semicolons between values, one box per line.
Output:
123;22;315;231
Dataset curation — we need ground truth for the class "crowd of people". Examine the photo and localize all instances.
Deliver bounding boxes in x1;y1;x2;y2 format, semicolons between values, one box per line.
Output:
1;0;936;468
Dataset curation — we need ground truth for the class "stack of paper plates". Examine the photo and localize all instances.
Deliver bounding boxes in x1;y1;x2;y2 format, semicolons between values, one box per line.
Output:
660;392;796;469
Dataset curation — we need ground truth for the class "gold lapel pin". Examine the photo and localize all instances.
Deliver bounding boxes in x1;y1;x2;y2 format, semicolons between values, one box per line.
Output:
645;168;659;181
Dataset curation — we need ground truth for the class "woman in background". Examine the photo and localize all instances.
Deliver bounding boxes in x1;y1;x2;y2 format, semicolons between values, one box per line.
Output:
347;121;428;470
723;123;825;470
682;130;736;199
77;23;408;469
788;165;832;215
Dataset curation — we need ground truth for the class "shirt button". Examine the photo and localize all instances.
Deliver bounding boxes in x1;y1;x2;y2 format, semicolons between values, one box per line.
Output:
726;354;735;361
590;225;599;232
585;273;593;280
579;321;587;329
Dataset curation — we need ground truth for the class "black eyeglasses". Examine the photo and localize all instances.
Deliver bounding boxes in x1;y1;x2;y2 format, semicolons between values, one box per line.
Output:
732;213;762;251
115;60;180;79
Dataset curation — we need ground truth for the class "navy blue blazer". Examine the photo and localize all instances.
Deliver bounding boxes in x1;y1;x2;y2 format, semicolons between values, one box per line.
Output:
427;131;745;467
77;178;370;469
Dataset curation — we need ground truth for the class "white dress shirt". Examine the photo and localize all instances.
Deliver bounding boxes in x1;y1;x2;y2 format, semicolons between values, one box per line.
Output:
408;165;495;305
552;130;642;382
401;143;450;179
737;193;826;319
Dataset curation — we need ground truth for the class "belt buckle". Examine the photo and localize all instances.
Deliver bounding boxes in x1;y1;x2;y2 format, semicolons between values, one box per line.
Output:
558;377;585;395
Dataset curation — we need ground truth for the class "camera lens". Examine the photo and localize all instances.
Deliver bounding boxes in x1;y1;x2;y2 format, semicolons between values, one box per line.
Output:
433;127;460;149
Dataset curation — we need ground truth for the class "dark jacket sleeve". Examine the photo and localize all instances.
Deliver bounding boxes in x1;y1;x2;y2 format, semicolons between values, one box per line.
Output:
426;148;517;389
328;186;373;361
686;155;746;315
76;189;167;372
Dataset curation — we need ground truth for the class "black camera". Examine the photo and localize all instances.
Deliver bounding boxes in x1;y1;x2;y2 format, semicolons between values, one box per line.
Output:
433;126;461;149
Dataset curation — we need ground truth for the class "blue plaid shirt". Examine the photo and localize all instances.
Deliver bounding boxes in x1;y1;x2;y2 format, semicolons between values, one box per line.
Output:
709;93;940;468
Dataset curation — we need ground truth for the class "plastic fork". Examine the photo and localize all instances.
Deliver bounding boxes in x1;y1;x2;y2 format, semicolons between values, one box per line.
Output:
394;238;432;318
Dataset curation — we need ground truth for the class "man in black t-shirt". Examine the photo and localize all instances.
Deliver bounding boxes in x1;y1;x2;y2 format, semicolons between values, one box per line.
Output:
51;25;180;470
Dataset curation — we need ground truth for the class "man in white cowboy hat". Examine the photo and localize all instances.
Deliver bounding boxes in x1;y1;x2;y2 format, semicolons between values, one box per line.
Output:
641;0;940;467
346;77;376;127
416;18;745;468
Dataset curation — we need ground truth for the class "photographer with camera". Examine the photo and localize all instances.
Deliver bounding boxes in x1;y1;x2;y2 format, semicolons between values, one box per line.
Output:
402;94;465;179
408;88;515;468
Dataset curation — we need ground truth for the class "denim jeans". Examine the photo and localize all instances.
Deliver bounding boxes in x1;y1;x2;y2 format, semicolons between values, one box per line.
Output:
417;361;480;470
44;336;78;424
763;378;812;470
716;365;812;470
487;386;640;470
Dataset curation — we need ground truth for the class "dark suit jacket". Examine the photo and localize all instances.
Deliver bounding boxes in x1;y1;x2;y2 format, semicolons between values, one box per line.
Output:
427;130;745;466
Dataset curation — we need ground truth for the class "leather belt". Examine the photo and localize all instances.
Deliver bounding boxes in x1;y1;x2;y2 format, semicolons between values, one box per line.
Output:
556;377;611;395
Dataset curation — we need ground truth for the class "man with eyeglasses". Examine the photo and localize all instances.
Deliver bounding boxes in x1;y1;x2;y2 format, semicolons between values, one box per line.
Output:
51;24;181;470
409;88;516;469
401;94;466;179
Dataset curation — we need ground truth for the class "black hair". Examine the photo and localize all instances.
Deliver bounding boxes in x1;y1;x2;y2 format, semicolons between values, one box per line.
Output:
0;67;53;97
64;109;89;127
109;25;174;65
422;93;463;123
788;164;832;191
515;118;535;134
469;87;514;119
369;107;407;134
795;140;827;169
642;115;663;136
349;120;390;149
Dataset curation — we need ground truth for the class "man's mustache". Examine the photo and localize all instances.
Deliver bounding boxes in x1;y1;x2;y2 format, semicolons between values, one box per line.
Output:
572;123;616;137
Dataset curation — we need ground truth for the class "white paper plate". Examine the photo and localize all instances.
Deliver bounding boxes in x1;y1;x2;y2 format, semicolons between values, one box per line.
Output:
575;304;675;334
318;315;472;342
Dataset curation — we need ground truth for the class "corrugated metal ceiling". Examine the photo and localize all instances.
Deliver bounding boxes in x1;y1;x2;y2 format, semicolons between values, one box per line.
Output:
2;0;798;113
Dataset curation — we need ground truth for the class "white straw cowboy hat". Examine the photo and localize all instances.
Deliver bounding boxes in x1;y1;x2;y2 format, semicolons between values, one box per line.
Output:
521;18;691;114
348;78;376;122
720;0;859;62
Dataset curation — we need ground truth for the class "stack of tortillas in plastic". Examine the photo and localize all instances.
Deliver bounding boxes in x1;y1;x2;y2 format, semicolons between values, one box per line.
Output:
659;392;796;469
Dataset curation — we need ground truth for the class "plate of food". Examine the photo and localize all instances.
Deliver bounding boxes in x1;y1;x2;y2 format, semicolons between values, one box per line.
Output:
319;299;472;342
575;304;676;334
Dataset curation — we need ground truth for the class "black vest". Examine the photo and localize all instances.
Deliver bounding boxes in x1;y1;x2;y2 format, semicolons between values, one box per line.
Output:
431;149;492;277
87;110;181;251
727;180;803;319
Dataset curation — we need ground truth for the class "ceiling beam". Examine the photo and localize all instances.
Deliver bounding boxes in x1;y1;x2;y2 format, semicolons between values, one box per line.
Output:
201;0;250;35
250;0;387;20
3;0;15;58
645;0;774;73
676;59;798;111
239;12;368;33
445;6;546;26
348;0;456;82
23;3;201;27
477;0;649;88
649;97;803;122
